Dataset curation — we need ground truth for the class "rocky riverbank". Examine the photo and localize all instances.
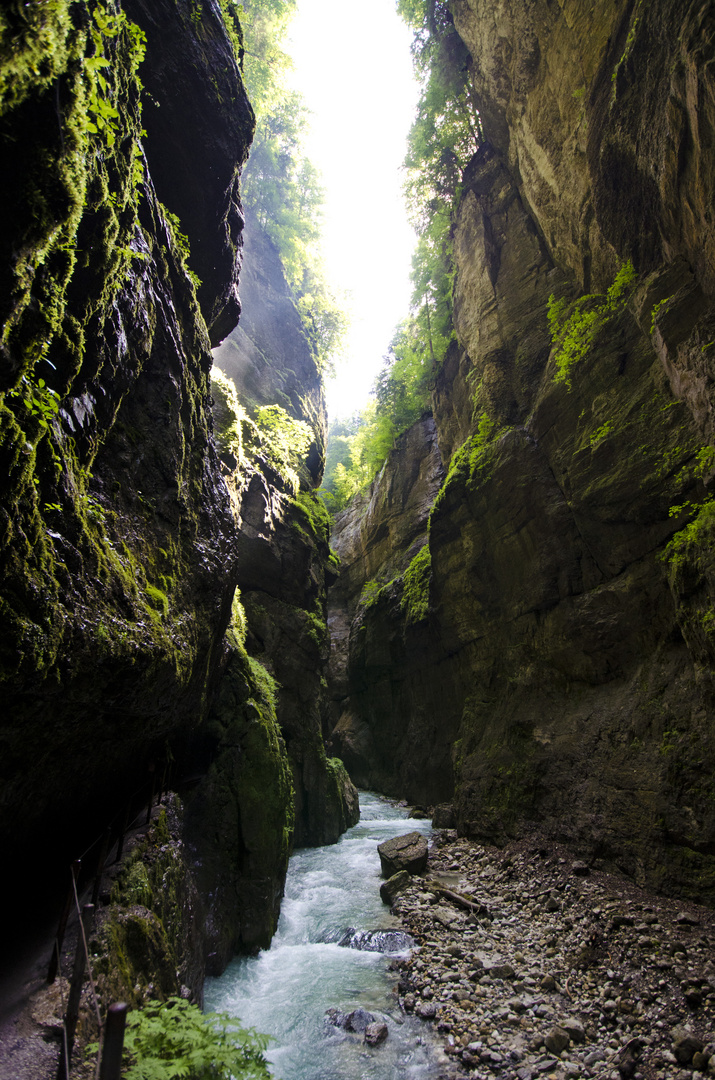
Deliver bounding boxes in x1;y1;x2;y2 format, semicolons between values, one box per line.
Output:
389;829;715;1080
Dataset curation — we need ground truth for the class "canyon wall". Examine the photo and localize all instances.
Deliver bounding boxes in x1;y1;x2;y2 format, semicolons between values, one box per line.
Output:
330;0;715;903
0;0;354;986
213;207;358;849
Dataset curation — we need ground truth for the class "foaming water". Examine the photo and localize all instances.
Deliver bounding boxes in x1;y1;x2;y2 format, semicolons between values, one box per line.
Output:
204;792;444;1079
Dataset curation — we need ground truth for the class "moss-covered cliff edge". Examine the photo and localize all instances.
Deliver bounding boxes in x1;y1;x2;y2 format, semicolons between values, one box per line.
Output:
329;0;715;904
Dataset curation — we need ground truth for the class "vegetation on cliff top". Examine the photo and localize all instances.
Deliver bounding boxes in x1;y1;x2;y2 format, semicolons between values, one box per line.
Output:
235;0;346;375
321;0;480;513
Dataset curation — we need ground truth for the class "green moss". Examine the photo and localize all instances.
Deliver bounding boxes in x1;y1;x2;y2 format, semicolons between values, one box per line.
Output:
402;545;431;624
548;261;636;389
112;859;154;908
247;655;280;714
292;488;331;544
145;583;169;619
430;413;505;520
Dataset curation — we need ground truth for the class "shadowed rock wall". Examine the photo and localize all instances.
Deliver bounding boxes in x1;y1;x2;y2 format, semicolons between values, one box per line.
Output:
0;0;351;979
330;0;715;903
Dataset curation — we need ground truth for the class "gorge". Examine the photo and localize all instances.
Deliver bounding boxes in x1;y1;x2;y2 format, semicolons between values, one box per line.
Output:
1;0;715;1077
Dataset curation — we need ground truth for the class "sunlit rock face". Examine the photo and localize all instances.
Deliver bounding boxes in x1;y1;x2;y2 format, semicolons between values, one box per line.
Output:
330;0;715;903
213;207;357;848
213;206;327;484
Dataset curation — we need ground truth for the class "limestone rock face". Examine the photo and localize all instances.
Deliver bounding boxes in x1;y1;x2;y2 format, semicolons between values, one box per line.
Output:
329;0;715;902
123;0;254;343
0;0;342;984
328;416;446;791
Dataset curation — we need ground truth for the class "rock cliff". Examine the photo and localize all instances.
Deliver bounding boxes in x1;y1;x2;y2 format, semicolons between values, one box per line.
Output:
329;415;447;794
213;208;358;849
0;0;354;997
330;0;715;903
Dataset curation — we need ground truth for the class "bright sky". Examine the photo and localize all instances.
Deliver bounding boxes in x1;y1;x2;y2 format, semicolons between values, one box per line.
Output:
286;0;419;422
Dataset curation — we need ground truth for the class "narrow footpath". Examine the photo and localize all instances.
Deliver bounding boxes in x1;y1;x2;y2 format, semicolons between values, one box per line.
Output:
391;829;715;1080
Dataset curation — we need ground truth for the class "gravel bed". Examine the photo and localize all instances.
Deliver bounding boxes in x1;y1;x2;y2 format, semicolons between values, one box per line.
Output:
389;831;715;1080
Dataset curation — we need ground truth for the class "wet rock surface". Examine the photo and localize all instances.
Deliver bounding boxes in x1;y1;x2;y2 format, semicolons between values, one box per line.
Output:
390;832;715;1080
336;927;415;953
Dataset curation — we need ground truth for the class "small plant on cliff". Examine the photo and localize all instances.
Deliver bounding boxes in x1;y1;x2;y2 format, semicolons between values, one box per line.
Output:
548;261;636;389
112;996;271;1079
254;403;312;493
85;6;146;147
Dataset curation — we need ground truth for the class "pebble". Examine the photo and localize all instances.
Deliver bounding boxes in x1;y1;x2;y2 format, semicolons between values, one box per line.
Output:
387;830;715;1080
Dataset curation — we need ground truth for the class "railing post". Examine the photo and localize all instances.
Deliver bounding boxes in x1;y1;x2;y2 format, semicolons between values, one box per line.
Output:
56;903;94;1079
48;860;81;984
99;1002;129;1080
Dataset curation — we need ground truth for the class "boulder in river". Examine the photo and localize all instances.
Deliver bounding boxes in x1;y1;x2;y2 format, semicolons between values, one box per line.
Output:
364;1021;388;1046
324;1007;376;1033
380;870;411;905
343;1008;376;1033
336;927;414;953
377;832;428;877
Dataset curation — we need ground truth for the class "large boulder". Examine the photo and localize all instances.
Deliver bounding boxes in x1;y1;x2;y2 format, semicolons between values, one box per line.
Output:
377;832;428;877
380;870;412;906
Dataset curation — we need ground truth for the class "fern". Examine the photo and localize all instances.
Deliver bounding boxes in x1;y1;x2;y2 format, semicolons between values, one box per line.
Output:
119;997;272;1080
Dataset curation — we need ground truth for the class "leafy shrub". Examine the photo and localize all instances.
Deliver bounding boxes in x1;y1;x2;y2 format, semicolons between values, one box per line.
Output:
119;997;272;1080
211;368;246;466
254;403;312;494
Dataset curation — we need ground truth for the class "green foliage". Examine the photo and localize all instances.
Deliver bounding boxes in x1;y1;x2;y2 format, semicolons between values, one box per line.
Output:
320;321;433;514
664;497;715;571
118;997;271;1080
247;656;279;715
7;372;60;431
254;403;312;493
402;544;431;624
590;420;615;447
548;261;636;389
211;367;246;465
164;209;202;289
237;0;347;374
650;294;674;334
85;6;146;147
399;0;480;355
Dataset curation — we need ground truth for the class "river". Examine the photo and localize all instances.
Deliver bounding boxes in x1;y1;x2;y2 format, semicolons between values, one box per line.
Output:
204;791;445;1080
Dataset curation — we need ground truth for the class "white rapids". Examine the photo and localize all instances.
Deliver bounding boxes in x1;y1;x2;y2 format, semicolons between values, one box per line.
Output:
204;791;445;1080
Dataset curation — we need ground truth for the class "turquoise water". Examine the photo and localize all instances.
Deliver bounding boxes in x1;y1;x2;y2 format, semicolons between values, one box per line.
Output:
204;792;443;1080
